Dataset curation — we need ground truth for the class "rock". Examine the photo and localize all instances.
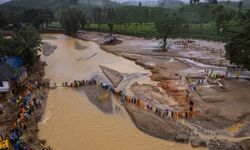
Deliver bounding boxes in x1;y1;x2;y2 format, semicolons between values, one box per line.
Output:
42;42;57;56
208;140;242;150
191;136;207;147
75;42;87;50
200;140;207;147
175;133;189;143
38;139;46;145
240;139;250;150
191;137;202;147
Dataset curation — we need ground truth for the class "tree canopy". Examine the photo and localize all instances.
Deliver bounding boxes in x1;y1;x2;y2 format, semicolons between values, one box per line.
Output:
0;25;42;68
0;12;8;29
60;7;86;35
19;9;54;28
155;13;182;50
225;25;250;69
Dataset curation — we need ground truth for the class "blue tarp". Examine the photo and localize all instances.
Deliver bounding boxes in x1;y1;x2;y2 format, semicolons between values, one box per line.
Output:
0;56;24;81
5;57;24;68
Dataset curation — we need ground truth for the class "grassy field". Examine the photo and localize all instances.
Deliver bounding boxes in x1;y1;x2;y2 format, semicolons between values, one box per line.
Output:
85;23;157;37
47;22;62;29
48;22;244;41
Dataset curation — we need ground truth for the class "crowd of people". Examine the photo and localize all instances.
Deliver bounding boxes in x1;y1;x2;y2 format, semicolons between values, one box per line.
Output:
0;82;46;150
0;75;200;149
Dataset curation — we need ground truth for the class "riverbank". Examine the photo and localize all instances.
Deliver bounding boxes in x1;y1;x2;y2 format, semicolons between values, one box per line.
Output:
38;34;205;150
0;60;52;150
75;31;250;149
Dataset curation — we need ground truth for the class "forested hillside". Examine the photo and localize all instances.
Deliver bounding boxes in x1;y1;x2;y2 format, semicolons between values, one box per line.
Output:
0;0;117;13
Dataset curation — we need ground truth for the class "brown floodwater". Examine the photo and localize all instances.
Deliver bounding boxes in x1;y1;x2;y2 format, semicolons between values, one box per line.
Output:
39;34;205;150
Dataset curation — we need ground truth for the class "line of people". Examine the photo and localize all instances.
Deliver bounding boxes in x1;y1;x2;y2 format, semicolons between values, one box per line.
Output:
43;79;97;89
46;78;194;120
205;69;225;79
62;79;97;88
100;82;194;120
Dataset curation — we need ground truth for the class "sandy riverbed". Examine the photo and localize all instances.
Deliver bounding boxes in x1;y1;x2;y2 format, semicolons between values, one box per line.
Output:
38;34;202;150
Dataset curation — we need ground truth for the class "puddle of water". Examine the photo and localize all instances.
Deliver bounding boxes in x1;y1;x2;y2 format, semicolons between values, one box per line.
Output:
39;34;205;150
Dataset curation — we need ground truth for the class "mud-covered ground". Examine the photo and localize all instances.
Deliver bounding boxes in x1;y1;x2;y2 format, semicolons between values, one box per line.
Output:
76;30;250;149
0;61;51;150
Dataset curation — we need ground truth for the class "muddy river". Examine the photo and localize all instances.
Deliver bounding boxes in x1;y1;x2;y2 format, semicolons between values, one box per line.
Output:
38;34;204;150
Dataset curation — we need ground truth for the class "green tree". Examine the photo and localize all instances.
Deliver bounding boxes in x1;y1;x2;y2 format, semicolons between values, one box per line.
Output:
19;9;54;28
0;25;42;67
12;25;42;67
80;15;87;28
60;7;86;35
92;8;102;25
208;0;218;4
106;8;116;36
0;12;8;29
225;25;250;70
144;9;151;23
0;34;12;55
214;9;228;32
246;10;250;22
107;23;113;36
212;5;224;20
238;1;243;13
191;0;200;4
155;13;182;51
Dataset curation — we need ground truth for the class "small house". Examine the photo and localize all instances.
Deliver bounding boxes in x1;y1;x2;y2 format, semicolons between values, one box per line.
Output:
0;57;27;94
0;73;10;93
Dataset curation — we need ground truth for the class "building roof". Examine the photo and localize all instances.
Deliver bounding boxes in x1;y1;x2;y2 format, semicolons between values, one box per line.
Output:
0;56;24;68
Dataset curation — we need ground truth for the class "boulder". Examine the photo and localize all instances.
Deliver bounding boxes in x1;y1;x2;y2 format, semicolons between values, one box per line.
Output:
240;139;250;150
191;136;207;147
175;133;189;143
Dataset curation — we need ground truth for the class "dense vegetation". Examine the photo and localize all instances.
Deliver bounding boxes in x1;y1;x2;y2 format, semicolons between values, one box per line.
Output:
59;7;86;35
80;4;249;42
0;0;249;68
0;25;42;68
155;13;182;50
225;25;250;70
0;0;117;14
